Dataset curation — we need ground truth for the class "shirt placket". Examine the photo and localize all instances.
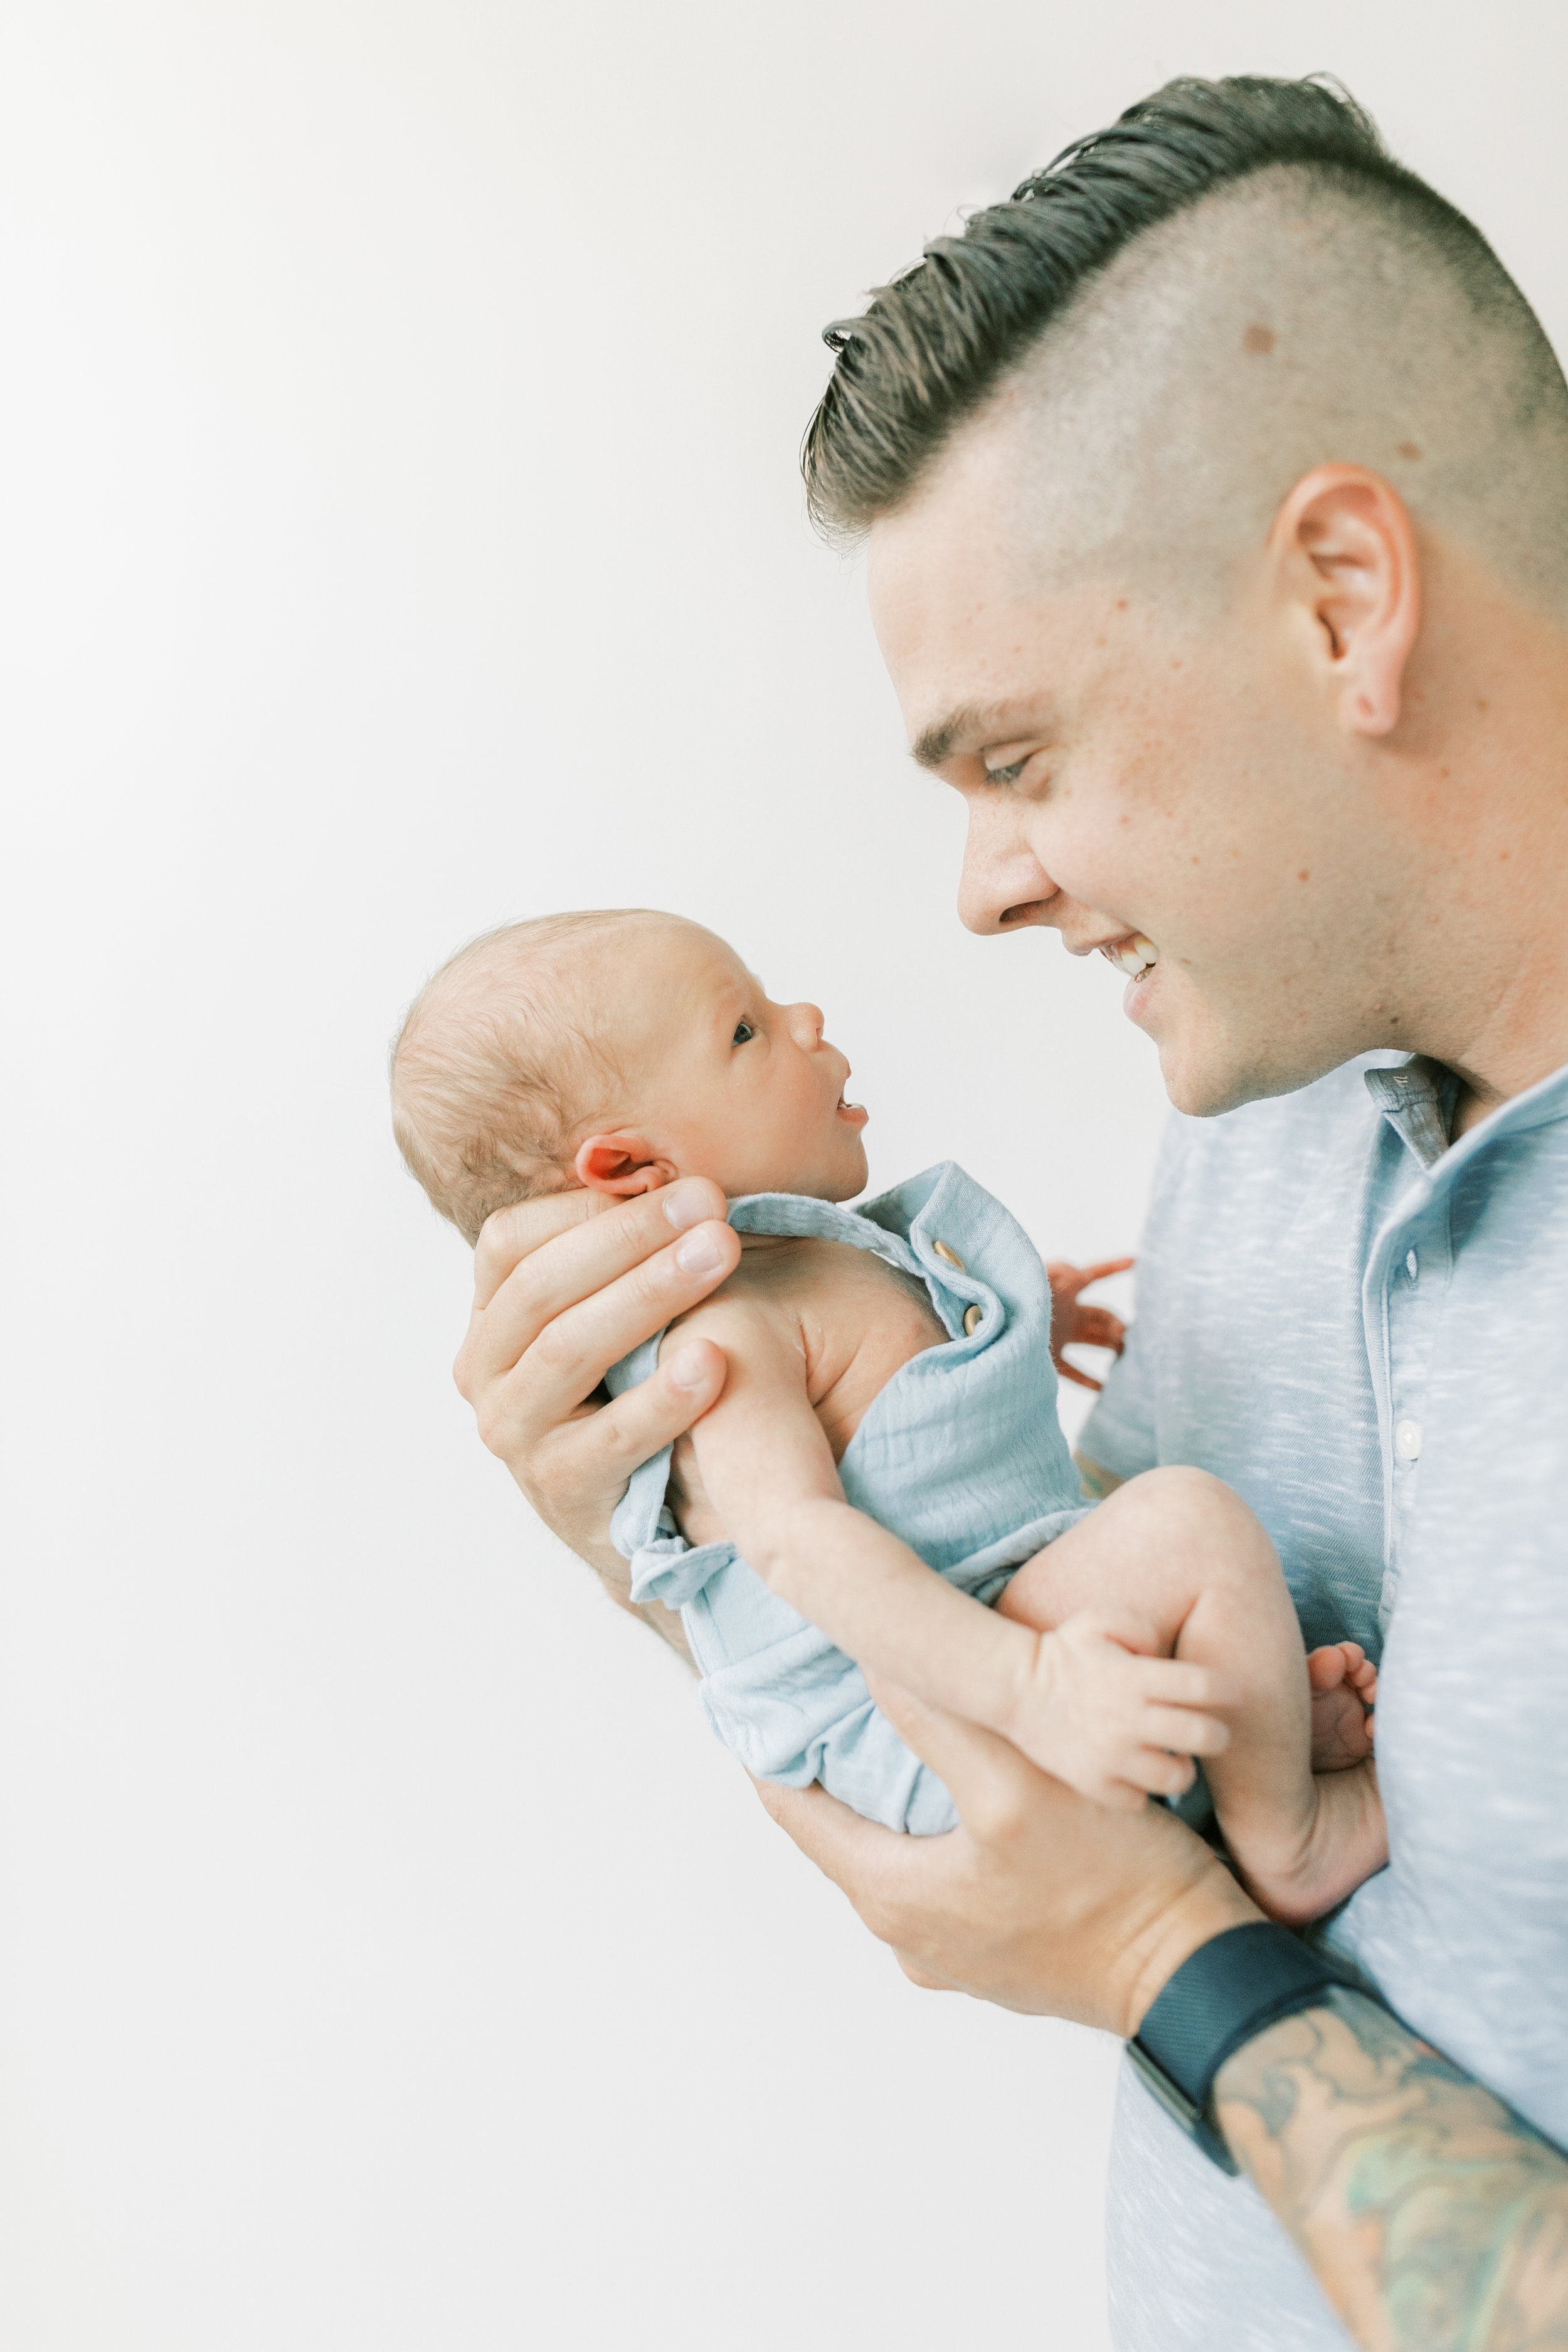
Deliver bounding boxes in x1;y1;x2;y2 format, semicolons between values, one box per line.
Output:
1362;1062;1459;1636
1376;1192;1453;1633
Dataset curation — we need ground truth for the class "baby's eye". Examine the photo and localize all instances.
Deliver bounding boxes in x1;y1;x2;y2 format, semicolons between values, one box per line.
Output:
732;1020;756;1045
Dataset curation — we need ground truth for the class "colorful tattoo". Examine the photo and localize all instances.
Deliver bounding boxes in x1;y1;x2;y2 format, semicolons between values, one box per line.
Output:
1216;1988;1568;2349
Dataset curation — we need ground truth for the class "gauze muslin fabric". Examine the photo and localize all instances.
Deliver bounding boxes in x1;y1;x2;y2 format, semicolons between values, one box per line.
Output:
607;1162;1088;1832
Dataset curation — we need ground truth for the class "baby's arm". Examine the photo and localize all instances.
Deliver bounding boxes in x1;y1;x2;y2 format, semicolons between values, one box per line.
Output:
999;1473;1386;1920
677;1300;1231;1808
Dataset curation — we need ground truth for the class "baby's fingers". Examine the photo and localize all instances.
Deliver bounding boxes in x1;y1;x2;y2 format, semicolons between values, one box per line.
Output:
1131;1657;1242;1713
1071;1305;1128;1352
1136;1703;1232;1759
1120;1749;1197;1800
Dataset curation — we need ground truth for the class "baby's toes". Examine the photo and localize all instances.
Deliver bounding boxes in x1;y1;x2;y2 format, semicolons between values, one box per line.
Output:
1309;1682;1375;1771
1352;1659;1379;1703
1306;1642;1352;1692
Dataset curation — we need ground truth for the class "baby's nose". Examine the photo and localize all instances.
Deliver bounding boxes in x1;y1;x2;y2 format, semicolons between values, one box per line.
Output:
788;1001;826;1046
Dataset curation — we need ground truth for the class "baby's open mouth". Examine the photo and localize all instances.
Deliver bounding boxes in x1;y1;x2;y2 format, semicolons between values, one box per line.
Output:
1101;933;1159;984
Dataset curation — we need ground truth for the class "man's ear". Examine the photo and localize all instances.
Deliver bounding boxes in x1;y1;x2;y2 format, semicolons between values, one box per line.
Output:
1271;464;1421;738
573;1131;680;1197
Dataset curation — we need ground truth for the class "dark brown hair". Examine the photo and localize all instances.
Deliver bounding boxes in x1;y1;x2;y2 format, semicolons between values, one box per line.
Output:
803;75;1526;539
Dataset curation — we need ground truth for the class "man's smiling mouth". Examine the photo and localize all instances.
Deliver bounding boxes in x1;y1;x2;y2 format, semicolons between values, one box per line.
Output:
1102;934;1159;983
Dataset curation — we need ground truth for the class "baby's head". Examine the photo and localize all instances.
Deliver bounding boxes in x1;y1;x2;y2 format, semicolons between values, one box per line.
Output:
391;909;869;1242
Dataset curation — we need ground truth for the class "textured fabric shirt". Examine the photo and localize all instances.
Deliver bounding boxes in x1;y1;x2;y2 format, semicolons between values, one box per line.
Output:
606;1162;1088;1832
1081;1051;1568;2351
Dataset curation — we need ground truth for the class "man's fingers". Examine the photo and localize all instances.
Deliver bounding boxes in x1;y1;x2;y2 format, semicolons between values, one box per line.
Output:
755;1778;913;1913
480;1176;728;1336
894;1952;958;1992
471;1187;607;1311
462;1179;737;1401
867;1677;1052;1837
1057;1357;1104;1392
542;1337;728;1486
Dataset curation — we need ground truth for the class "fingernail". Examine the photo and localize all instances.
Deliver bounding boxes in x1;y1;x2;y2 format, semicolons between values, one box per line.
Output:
668;1344;711;1392
675;1227;726;1276
662;1179;713;1232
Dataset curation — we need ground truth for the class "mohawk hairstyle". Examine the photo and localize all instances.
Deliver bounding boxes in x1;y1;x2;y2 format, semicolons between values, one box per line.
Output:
803;75;1522;539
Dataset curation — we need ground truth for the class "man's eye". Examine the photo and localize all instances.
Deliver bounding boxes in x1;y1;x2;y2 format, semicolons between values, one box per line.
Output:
985;757;1030;787
732;1020;756;1045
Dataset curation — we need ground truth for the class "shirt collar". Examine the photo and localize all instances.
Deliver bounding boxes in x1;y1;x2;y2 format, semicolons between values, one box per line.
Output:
1365;1052;1568;1174
1363;1057;1458;1170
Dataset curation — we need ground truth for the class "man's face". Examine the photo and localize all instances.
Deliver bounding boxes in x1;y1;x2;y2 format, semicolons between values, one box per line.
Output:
866;422;1409;1116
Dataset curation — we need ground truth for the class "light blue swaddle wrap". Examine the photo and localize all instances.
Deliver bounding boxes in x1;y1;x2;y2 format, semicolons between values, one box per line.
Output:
606;1162;1090;1833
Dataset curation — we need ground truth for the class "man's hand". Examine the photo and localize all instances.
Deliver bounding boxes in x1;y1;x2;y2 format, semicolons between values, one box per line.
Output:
1046;1256;1134;1391
758;1676;1259;2037
452;1177;741;1574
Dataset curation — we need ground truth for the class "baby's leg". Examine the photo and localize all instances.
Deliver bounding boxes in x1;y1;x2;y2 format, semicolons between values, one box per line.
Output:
999;1468;1385;1922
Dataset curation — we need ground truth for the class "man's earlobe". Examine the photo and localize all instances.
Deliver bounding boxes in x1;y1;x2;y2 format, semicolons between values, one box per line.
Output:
574;1132;680;1197
1274;465;1421;739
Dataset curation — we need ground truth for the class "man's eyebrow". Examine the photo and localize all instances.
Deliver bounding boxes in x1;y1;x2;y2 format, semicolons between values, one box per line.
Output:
911;703;1056;771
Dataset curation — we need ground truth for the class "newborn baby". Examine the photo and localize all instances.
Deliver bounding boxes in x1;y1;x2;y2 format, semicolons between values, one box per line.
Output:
393;907;1385;1923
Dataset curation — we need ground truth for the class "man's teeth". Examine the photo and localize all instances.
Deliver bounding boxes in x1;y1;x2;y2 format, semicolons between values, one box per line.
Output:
1107;935;1159;980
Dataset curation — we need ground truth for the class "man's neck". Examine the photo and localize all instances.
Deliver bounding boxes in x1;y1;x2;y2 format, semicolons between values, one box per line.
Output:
1388;568;1568;1134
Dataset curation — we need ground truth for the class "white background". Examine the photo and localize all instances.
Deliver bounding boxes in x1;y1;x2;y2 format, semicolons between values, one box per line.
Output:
4;5;1565;2346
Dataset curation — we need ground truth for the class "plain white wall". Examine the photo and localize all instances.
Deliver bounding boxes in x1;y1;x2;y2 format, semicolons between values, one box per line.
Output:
4;4;1565;2346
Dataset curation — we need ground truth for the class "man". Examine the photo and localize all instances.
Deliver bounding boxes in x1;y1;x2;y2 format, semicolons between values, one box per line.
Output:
453;77;1568;2348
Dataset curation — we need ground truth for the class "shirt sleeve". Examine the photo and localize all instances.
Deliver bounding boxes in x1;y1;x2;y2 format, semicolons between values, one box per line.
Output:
1076;1111;1189;1482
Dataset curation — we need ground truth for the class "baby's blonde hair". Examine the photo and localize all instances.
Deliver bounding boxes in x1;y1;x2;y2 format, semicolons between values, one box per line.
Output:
390;908;664;1244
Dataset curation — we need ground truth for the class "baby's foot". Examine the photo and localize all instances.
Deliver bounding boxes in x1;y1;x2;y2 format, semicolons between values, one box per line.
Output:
1307;1641;1378;1772
1236;1756;1389;1927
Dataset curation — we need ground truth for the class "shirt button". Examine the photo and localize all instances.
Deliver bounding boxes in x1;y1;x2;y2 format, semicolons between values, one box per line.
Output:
963;1303;983;1336
931;1238;965;1271
1406;1249;1419;1281
1395;1417;1423;1463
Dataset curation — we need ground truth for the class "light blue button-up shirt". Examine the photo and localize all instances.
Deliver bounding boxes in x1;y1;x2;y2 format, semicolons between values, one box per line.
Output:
1082;1051;1568;2351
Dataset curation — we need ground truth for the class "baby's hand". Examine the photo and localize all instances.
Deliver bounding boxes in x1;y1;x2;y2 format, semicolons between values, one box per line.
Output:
1009;1612;1236;1811
1046;1258;1133;1391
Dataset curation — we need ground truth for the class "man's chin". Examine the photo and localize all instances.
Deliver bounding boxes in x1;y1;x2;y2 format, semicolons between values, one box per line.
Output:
1157;1029;1348;1120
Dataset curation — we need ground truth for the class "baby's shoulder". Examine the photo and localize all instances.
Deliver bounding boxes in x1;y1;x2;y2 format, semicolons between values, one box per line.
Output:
724;1232;928;1308
671;1234;946;1434
671;1233;939;1347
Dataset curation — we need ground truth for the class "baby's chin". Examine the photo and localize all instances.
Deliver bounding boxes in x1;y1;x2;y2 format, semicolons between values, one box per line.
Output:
718;1142;868;1204
801;1138;871;1204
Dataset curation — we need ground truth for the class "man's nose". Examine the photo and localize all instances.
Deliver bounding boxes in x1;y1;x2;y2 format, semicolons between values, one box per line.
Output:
957;807;1062;936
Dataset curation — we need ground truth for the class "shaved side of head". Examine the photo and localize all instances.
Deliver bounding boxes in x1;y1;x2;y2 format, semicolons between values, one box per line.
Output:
985;162;1568;617
807;76;1568;622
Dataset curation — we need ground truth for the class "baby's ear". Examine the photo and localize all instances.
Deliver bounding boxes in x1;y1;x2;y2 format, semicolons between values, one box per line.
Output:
574;1131;679;1197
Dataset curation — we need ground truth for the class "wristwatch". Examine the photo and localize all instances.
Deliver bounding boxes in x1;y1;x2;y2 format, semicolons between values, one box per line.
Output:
1128;1921;1359;2173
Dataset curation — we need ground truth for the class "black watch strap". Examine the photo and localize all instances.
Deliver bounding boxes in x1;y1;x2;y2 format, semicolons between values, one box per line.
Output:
1129;1922;1358;2174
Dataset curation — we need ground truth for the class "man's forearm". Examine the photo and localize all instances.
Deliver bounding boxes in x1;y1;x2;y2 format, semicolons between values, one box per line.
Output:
1216;1986;1568;2350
